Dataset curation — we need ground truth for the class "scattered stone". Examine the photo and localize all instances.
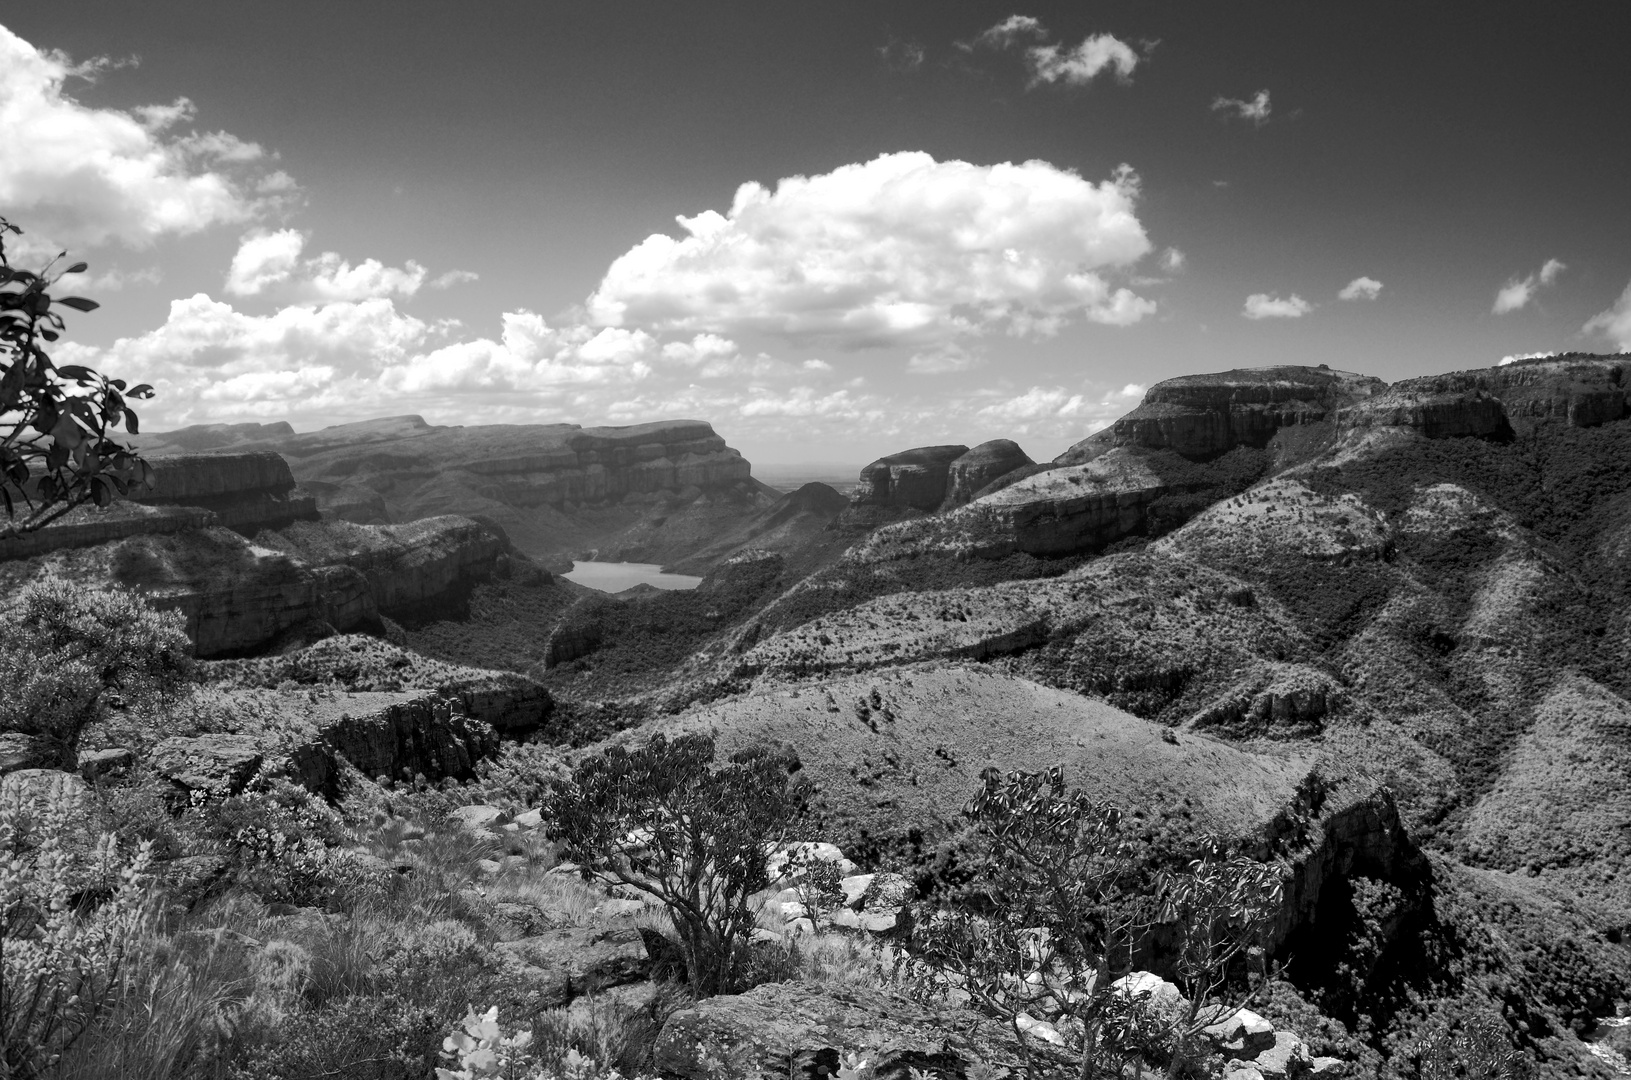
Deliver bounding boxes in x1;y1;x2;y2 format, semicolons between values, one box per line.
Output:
151;735;264;797
476;858;503;875
78;746;135;779
655;982;1017;1080
1309;1057;1349;1079
491;902;555;941
1015;1012;1065;1045
501;821;521;833
1110;971;1190;1029
860;871;915;913
839;873;875;908
513;808;543;829
497;926;652;1007
1225;1063;1267;1080
1251;1032;1312;1080
450;804;507;830
828;908;902;934
1204;1008;1278;1056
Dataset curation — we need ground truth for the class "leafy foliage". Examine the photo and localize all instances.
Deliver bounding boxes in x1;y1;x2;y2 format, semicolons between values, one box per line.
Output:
0;579;193;766
903;766;1282;1079
543;732;801;997
0;216;153;535
1;775;155;1079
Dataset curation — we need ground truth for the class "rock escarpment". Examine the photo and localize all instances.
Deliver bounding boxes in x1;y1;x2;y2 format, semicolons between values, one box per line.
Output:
1338;354;1628;437
941;439;1035;508
1061;366;1386;463
133;451;319;533
850;444;969;513
135;417;774;566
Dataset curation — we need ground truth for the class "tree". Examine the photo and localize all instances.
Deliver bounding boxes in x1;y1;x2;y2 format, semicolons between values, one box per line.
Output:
904;766;1282;1080
1;215;153;540
0;580;194;769
542;732;801;997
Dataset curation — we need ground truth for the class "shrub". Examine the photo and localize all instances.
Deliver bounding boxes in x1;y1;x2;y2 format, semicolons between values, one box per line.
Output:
542;732;801;997
1;772;155;1077
0;579;193;767
904;766;1282;1080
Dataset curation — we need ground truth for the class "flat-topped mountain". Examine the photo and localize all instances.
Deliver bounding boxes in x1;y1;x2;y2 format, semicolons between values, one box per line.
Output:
134;416;781;567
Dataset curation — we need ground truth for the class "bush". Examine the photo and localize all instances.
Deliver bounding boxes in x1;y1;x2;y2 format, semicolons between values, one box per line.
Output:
904;766;1282;1079
1;772;155;1077
542;732;801;997
0;579;193;767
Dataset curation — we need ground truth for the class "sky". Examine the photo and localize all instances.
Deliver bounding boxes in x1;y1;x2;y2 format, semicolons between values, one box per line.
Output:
3;2;1630;467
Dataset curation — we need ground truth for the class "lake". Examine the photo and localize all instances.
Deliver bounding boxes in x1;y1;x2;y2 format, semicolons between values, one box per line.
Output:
561;561;703;594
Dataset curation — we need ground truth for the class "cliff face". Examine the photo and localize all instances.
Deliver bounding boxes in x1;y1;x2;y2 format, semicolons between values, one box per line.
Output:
942;440;1035;509
1059;366;1386;463
1338;354;1628;437
133;451;319;534
134;417;773;567
851;445;969;513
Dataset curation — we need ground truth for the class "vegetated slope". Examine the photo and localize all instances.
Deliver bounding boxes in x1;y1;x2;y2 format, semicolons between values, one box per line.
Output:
664;482;851;577
135;415;784;570
576;356;1631;1078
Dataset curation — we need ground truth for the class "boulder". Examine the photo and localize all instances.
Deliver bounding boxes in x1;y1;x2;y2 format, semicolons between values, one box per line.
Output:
78;747;135;779
1204;1008;1278;1055
860;871;915;913
513;808;543;829
654;982;1017;1080
943;439;1034;508
839;873;874;909
496;926;653;1007
767;841;856;885
1309;1057;1349;1079
827;909;903;934
490;902;555;941
449;804;507;831
1249;1031;1312;1080
150;735;264;797
1110;971;1190;1030
0;732;63;774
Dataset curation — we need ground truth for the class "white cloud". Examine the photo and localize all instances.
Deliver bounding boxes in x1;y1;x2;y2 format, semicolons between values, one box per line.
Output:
1338;276;1383;301
907;346;981;375
1583;280;1631;350
429;269;480;290
974;380;1143;437
1159;247;1186;273
587;152;1155;350
660;333;738;366
225;229;428;301
0;25;289;251
1243;293;1312;320
974;15;1047;48
801;359;833;373
63;264;162;292
1212;90;1272;125
1026;35;1139;86
1493;258;1566;314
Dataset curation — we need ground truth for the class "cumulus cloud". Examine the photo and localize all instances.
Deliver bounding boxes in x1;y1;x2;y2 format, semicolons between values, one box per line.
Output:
974;381;1143;437
1243;293;1312;320
1159;247;1186;273
1027;35;1140;86
1583;280;1631;350
64;264;162;292
1499;351;1557;367
1493;258;1566;314
225;229;428;301
1339;276;1383;301
1212;90;1271;124
0;25;290;250
429;269;480;290
587;152;1155;350
906;345;981;375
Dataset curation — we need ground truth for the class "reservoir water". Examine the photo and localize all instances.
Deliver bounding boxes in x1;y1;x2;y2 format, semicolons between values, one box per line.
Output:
562;561;703;594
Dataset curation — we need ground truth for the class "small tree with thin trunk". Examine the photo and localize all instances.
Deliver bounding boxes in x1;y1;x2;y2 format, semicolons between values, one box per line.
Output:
542;732;800;998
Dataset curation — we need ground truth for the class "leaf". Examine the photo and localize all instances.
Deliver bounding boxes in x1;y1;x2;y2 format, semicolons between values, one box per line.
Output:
130;383;154;398
124;408;140;434
65;262;88;274
57;365;95;381
40;330;58;342
57;297;99;312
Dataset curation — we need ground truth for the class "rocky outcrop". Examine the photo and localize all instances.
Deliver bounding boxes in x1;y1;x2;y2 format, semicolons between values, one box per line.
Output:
655;983;1018;1080
315;696;501;786
851;445;969;513
132;451;319;533
136;417;768;565
150;734;265;797
0;503;214;563
265;517;506;620
1061;367;1385;463
1336;387;1509;439
942;439;1034;509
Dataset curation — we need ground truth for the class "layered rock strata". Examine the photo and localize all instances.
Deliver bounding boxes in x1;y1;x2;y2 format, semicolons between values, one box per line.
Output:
851;445;969;513
1062;366;1386;463
941;439;1035;509
133;451;320;533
